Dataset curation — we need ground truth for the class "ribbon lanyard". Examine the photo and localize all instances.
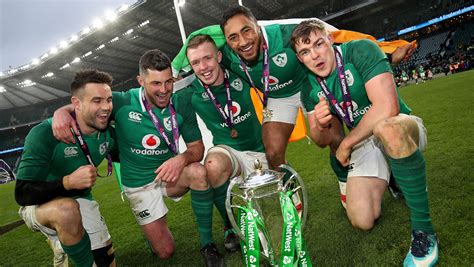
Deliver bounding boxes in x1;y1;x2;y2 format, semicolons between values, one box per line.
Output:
202;71;238;139
238;39;270;108
141;89;179;155
316;48;354;129
71;112;112;177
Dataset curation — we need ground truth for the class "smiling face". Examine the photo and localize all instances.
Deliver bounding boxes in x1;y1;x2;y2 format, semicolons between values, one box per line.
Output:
73;83;112;133
294;30;336;78
137;68;174;108
223;14;261;63
187;41;224;86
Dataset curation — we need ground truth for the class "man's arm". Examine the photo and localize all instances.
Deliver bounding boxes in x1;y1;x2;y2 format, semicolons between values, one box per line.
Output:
154;140;205;183
336;72;399;166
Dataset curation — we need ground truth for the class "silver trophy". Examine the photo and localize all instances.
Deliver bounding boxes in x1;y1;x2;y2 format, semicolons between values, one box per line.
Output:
226;160;309;266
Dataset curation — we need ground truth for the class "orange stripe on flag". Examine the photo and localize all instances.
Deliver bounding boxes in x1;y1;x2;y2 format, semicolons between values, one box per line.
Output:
331;30;417;54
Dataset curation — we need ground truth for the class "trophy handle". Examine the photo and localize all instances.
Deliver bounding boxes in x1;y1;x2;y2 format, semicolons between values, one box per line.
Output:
279;164;309;229
225;176;246;240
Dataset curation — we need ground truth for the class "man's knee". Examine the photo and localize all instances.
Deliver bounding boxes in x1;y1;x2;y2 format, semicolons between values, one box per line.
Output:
186;163;208;189
52;199;82;229
346;207;376;231
156;242;175;259
374;117;418;156
205;152;232;185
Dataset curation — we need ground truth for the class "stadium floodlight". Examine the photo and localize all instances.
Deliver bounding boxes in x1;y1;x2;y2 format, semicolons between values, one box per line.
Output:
24;79;32;84
9;69;18;74
72;57;81;64
118;4;129;12
42;72;54;78
0;72;3;77
125;29;134;35
50;47;58;54
92;18;104;29
59;40;68;49
110;36;119;43
82;51;92;58
139;20;149;27
96;44;105;50
31;58;40;65
19;64;30;70
105;10;117;22
41;53;49;60
60;63;70;70
70;34;79;42
178;0;186;7
0;86;5;93
82;27;91;35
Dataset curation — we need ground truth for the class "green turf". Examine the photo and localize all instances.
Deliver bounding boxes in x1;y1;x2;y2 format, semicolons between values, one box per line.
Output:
1;70;473;266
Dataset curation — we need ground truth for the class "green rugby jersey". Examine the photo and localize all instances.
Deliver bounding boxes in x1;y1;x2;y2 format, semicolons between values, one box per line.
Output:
222;24;311;99
302;39;411;128
112;88;201;188
17;118;116;199
187;70;264;152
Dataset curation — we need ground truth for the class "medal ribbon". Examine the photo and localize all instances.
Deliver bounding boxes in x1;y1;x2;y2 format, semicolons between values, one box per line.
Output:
238;39;270;108
141;89;179;155
71;112;112;177
316;48;354;129
202;71;235;130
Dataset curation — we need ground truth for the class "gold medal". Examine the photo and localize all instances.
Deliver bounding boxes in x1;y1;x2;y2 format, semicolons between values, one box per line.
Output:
231;128;238;139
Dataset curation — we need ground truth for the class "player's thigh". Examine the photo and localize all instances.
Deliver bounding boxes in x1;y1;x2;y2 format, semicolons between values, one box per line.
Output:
206;145;238;182
76;198;112;250
346;176;387;210
263;93;300;124
165;162;207;196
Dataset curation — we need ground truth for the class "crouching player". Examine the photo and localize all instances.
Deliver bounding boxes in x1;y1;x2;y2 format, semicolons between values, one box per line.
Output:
15;70;117;267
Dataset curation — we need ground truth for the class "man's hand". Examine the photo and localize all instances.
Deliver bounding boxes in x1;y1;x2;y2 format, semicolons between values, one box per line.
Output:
314;97;333;130
64;165;97;190
335;140;352;167
52;107;78;144
391;43;416;65
154;155;187;184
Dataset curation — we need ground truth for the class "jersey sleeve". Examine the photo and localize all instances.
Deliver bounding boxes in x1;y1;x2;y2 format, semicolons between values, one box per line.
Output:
16;120;58;181
175;89;202;144
348;39;392;83
112;91;131;118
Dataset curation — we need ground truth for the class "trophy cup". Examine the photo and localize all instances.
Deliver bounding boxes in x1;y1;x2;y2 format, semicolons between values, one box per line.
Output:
225;160;311;266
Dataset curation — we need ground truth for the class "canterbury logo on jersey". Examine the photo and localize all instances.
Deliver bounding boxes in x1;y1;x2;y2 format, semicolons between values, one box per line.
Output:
261;76;294;91
64;147;79;157
136;209;151;219
128;111;143;122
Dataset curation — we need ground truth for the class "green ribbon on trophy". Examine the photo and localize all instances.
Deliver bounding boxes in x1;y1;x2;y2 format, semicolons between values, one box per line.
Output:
238;191;311;266
238;203;261;266
280;191;312;266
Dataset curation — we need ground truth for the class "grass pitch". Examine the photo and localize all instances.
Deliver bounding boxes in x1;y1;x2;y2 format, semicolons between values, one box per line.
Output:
0;70;473;266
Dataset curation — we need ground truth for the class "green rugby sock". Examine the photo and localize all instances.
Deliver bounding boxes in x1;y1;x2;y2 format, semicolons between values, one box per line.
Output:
61;232;94;267
389;149;435;234
191;188;214;247
213;180;232;228
330;153;348;183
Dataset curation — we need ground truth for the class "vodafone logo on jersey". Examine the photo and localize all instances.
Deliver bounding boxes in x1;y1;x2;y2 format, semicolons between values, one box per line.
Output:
262;75;279;85
142;134;160;149
224;101;241;117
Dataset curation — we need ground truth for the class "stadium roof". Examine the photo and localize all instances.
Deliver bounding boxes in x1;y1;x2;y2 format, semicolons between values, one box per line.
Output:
0;0;455;112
